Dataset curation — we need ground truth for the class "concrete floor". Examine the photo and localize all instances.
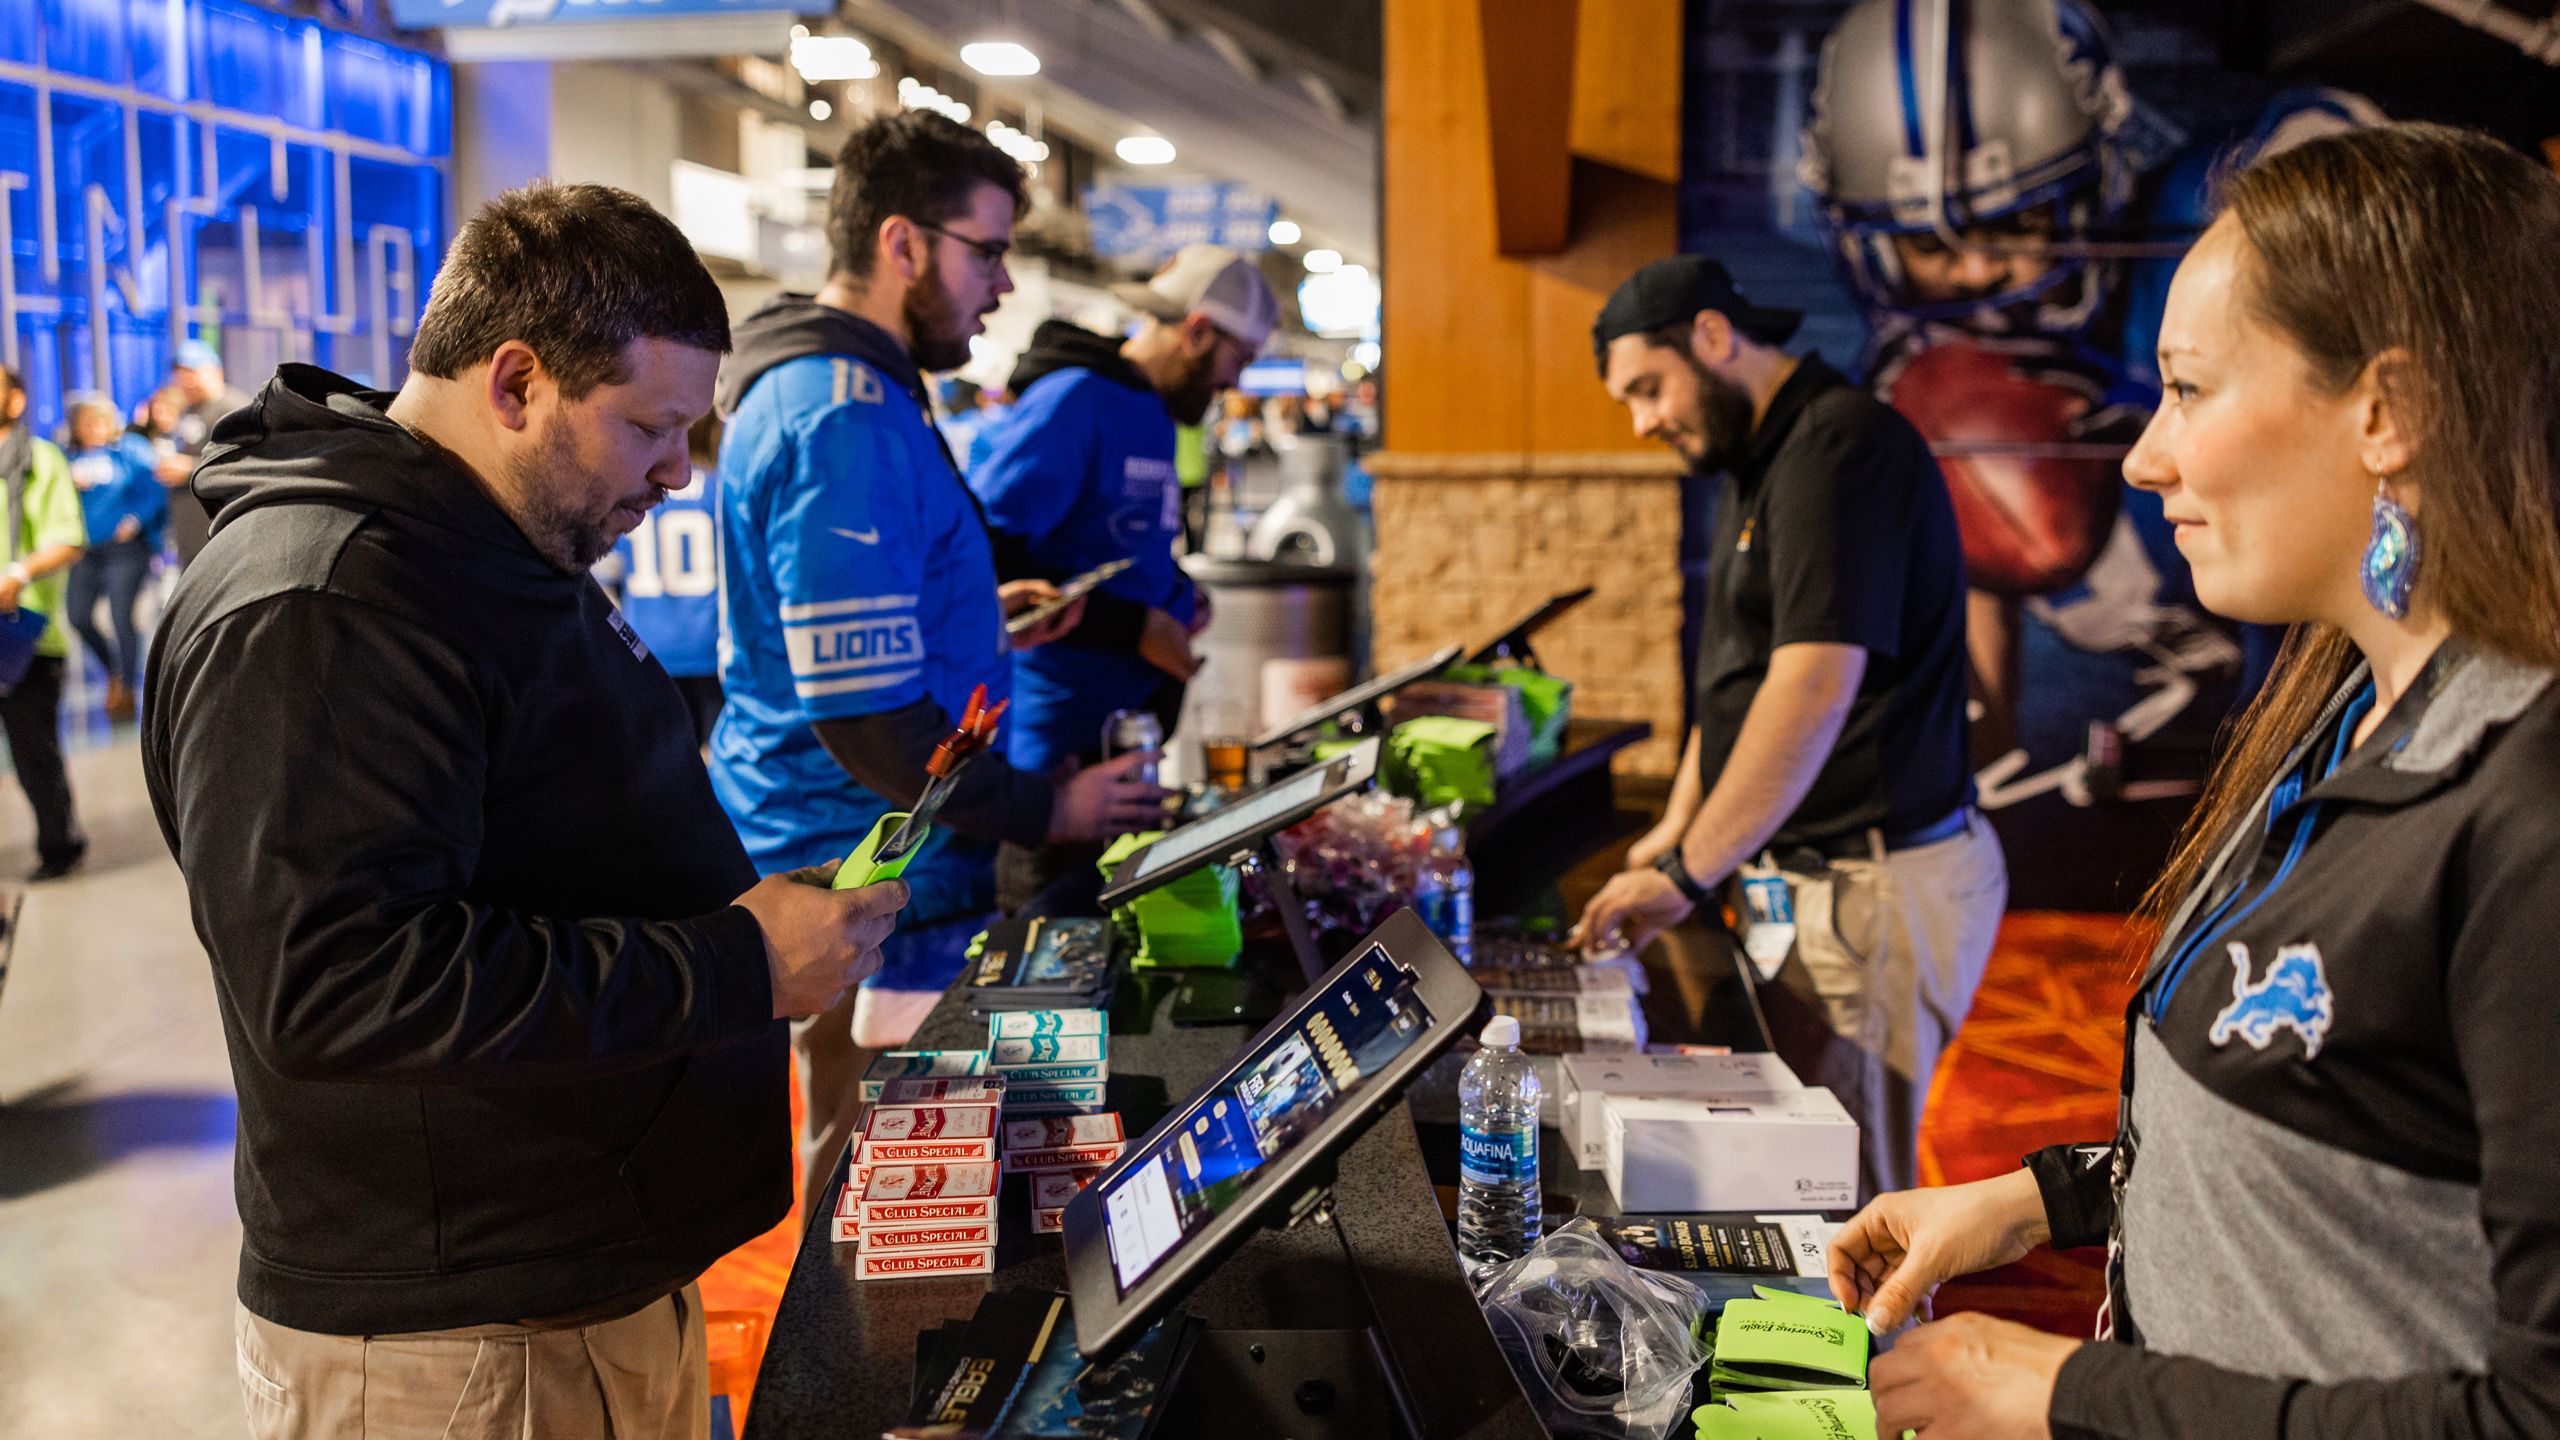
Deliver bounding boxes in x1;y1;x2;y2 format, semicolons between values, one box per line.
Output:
0;733;246;1439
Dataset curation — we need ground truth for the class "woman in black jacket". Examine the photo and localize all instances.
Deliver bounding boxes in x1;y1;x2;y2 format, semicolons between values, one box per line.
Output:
1828;122;2560;1440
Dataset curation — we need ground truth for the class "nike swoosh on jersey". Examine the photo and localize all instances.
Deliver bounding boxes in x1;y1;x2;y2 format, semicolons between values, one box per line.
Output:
830;526;882;545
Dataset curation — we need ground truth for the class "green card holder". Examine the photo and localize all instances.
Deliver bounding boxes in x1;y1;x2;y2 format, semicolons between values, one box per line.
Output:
832;811;918;890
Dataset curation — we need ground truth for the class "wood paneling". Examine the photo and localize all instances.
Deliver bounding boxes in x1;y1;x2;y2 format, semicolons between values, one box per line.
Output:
1477;0;1580;255
1570;0;1682;181
1383;0;1681;456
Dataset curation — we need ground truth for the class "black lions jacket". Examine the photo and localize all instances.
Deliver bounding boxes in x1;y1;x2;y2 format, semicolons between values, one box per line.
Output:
143;364;787;1334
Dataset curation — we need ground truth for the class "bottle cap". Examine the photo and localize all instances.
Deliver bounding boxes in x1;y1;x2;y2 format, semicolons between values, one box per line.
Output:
1481;1014;1520;1049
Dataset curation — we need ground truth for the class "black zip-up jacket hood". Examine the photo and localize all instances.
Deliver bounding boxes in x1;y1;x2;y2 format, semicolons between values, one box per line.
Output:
1006;318;1151;401
146;364;787;1334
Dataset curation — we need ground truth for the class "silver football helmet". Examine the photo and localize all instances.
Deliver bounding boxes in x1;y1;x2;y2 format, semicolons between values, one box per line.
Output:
1800;0;2135;333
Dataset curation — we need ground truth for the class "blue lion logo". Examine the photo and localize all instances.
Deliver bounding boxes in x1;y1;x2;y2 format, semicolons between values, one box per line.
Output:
2208;943;2334;1059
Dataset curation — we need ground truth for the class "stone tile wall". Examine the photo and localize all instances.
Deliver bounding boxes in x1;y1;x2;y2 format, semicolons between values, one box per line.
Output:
1365;451;1687;776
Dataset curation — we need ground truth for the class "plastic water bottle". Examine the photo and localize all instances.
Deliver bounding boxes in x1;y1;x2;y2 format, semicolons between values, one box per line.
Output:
1457;1015;1542;1267
1415;824;1475;964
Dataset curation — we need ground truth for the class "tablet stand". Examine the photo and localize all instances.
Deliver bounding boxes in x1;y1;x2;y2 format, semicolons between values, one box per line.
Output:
1235;837;1327;988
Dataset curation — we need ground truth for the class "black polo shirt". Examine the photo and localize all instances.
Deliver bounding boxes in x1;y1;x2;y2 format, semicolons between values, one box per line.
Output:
1694;356;1972;848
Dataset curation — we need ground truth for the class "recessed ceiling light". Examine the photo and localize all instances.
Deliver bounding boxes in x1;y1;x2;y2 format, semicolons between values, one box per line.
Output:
1268;218;1301;246
961;41;1041;76
1115;136;1176;165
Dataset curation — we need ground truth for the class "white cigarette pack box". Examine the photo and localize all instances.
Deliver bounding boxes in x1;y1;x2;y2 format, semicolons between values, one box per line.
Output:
859;1050;987;1102
1558;1052;1805;1169
1600;1088;1858;1212
989;1008;1108;1041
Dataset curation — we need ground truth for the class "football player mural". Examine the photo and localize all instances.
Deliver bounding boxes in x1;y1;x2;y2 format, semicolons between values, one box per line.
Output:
1799;0;2380;816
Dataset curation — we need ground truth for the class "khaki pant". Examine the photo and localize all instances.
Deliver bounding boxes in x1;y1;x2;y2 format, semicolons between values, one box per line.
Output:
235;1285;707;1440
1757;811;2007;1202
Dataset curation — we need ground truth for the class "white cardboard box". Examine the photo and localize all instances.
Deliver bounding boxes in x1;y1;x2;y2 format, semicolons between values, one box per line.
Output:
1557;1052;1805;1169
1601;1088;1858;1212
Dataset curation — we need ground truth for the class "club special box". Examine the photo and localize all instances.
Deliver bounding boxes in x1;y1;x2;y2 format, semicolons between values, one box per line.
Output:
863;1104;998;1164
859;1049;988;1102
856;1246;994;1280
856;1162;999;1227
1001;1114;1122;1151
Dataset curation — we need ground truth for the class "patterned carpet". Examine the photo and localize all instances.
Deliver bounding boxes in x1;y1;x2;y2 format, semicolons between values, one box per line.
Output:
1916;912;2137;1335
695;911;2139;1416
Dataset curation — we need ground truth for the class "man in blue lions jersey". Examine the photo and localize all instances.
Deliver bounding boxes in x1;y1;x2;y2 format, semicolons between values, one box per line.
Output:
711;112;1165;1195
609;415;724;744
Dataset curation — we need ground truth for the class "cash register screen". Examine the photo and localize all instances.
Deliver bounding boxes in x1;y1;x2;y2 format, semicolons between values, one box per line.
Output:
1099;944;1435;1293
1120;754;1343;887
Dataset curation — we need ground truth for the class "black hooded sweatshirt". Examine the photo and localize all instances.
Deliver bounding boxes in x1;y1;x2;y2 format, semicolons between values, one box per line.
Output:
141;364;788;1334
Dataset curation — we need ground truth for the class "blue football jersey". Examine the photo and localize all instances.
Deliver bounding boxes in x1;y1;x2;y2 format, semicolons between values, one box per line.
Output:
611;466;721;679
709;353;1010;922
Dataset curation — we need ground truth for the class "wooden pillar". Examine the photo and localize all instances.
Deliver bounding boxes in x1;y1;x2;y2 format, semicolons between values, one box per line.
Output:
1372;0;1688;774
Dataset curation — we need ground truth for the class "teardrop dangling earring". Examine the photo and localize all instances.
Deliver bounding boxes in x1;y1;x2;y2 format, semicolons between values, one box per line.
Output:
2361;467;2420;621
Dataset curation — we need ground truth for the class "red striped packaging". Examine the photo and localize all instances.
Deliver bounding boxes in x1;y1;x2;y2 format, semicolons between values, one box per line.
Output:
857;1163;998;1227
872;1075;1007;1109
1029;1168;1104;1210
1000;1113;1123;1152
1003;1139;1125;1174
863;1104;998;1165
856;1246;994;1280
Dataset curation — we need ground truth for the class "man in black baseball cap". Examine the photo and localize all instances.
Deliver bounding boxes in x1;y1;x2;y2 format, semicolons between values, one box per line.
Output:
1579;253;2004;1202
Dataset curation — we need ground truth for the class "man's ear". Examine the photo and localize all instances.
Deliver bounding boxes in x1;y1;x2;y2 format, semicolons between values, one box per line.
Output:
1181;313;1221;358
1687;309;1738;370
878;216;926;285
484;341;546;434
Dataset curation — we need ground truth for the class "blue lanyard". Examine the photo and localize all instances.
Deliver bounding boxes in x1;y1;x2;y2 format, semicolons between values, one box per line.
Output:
2148;685;2374;1024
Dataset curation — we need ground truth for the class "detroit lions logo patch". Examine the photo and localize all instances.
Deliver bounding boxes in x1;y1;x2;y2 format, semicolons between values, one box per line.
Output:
2209;942;2334;1059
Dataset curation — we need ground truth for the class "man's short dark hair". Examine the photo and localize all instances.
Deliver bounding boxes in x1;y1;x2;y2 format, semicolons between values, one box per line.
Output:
407;182;730;398
826;111;1028;279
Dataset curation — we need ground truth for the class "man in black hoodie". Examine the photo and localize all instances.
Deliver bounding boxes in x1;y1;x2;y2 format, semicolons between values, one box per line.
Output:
145;182;909;1439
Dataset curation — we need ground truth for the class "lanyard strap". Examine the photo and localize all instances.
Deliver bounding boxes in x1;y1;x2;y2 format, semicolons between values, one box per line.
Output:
2147;684;2373;1023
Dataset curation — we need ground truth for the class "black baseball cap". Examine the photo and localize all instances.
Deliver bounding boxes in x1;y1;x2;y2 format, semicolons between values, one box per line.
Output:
1592;256;1803;369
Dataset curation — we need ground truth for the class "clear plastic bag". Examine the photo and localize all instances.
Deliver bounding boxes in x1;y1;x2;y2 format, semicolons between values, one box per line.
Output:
1472;1218;1715;1440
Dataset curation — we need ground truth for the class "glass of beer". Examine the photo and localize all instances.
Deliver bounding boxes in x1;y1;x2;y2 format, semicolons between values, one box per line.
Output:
1203;735;1249;793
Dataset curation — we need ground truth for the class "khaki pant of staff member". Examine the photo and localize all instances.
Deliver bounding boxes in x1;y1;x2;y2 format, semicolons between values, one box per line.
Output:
1755;810;2007;1201
235;1284;708;1440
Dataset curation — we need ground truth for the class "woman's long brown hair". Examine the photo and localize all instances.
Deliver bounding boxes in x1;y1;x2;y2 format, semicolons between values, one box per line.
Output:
2133;123;2560;947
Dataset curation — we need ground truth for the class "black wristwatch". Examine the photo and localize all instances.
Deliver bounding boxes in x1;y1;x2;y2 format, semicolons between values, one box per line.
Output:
1652;847;1714;907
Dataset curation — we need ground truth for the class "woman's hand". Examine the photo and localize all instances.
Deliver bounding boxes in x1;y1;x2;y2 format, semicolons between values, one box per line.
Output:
1871;1312;2081;1440
1828;1168;2051;1334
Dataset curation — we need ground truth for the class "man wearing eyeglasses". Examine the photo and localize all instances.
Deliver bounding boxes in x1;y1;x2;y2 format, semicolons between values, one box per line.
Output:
711;112;1168;1202
970;244;1276;907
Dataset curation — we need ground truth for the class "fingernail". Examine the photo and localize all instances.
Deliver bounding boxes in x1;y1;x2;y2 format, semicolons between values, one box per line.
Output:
1868;1312;1887;1337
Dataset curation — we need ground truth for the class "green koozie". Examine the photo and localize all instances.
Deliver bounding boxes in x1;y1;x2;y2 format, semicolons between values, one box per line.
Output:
1693;1389;1879;1440
1387;715;1500;810
1708;1288;1871;1398
1097;832;1243;968
1444;662;1575;768
831;812;918;890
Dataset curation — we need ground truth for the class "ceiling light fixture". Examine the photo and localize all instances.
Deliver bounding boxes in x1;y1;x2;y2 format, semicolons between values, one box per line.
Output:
1115;135;1176;165
961;41;1041;76
1267;218;1301;246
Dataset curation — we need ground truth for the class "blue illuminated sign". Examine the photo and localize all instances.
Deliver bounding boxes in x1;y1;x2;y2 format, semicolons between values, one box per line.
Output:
0;0;448;430
1085;183;1274;260
387;0;828;29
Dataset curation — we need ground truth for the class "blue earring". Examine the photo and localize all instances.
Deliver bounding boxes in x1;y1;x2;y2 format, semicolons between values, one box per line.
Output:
2361;472;2419;621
